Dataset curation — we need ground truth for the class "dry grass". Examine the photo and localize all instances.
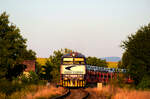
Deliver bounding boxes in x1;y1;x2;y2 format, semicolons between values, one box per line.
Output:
112;88;150;99
0;93;6;99
0;84;65;99
86;85;150;99
0;85;39;99
25;85;65;99
86;85;113;99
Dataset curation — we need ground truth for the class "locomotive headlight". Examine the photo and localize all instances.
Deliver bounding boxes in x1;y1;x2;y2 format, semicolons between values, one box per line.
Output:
64;77;68;80
78;75;83;80
63;75;69;80
79;78;83;80
72;53;75;57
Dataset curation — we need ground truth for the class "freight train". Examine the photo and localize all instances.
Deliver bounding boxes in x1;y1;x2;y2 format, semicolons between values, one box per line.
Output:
60;52;133;87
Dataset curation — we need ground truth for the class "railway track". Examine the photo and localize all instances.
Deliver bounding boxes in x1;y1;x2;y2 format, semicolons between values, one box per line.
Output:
80;88;90;99
52;88;89;99
51;88;70;99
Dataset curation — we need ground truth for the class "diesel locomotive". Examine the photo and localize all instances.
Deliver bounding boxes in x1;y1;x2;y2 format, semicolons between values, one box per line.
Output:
60;52;86;87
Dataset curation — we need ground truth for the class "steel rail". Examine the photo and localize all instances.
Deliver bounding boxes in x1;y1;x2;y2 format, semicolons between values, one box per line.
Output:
52;88;89;99
80;89;90;99
51;88;70;99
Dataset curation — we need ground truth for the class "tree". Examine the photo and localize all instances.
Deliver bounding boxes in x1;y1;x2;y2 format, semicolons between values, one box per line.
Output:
0;12;36;80
117;60;122;68
45;48;73;82
86;56;107;67
120;51;130;69
121;23;150;89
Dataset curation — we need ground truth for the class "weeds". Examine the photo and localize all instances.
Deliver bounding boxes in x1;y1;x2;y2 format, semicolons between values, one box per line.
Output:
86;85;150;99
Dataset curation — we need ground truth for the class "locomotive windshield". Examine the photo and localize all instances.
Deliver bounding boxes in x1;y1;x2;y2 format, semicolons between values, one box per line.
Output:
62;58;85;65
63;58;73;65
74;58;85;65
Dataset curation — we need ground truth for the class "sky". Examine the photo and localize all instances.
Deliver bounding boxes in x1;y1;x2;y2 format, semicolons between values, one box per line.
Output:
0;0;150;58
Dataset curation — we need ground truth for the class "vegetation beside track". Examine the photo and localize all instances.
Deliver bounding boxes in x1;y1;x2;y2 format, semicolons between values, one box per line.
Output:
0;84;65;99
86;85;150;99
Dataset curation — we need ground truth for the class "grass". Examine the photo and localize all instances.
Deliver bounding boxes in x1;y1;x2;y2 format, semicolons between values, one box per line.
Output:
112;88;150;99
25;85;64;99
86;85;150;99
0;84;65;99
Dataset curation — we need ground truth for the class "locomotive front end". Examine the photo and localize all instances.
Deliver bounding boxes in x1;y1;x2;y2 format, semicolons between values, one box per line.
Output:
60;52;86;87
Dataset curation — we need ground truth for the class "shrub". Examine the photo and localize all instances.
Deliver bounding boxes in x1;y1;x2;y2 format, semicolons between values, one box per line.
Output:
20;71;39;84
137;75;150;90
0;80;23;96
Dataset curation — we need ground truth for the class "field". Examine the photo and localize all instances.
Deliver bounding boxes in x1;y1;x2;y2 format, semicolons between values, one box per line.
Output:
107;62;118;68
36;58;49;66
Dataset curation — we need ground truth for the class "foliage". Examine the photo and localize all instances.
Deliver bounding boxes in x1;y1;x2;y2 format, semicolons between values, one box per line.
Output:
19;71;39;84
0;80;23;96
120;51;130;69
6;64;27;81
45;48;72;82
121;23;150;88
137;75;150;90
22;49;36;60
117;61;122;68
39;65;53;81
0;83;48;99
86;56;108;67
0;12;36;80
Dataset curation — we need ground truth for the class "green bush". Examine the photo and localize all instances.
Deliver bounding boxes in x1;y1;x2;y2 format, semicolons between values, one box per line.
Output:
137;75;150;90
20;71;39;84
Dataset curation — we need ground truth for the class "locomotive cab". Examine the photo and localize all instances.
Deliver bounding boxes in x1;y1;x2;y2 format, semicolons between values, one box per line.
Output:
60;52;86;87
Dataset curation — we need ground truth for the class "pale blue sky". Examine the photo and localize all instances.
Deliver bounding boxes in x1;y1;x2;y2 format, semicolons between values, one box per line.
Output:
0;0;150;58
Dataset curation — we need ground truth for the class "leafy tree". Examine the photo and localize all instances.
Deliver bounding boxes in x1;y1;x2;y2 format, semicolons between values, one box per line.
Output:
121;23;150;89
86;56;107;67
46;48;72;82
22;49;36;60
19;71;39;84
117;60;122;68
0;12;36;80
120;51;130;69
